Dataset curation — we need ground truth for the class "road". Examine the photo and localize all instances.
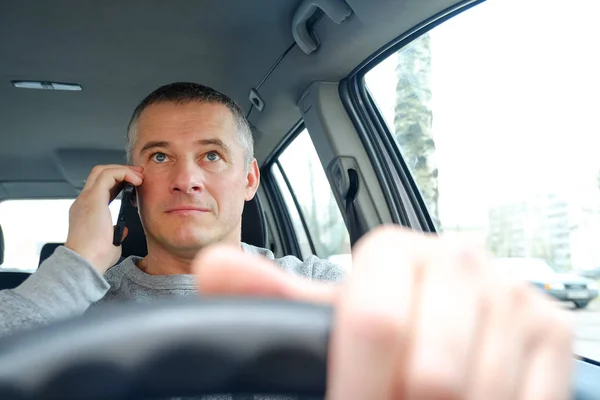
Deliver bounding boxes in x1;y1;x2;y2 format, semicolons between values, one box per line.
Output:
571;300;600;361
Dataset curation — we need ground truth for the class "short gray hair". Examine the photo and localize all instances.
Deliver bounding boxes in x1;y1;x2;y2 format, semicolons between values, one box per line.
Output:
126;82;254;168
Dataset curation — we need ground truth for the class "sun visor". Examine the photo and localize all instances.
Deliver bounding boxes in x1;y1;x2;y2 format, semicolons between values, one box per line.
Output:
54;149;127;190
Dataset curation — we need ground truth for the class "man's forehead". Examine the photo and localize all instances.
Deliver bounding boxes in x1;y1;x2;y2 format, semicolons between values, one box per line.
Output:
132;101;241;158
138;101;235;128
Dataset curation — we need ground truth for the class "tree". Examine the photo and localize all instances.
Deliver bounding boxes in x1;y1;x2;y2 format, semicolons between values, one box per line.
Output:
529;231;557;264
487;210;522;258
394;33;440;227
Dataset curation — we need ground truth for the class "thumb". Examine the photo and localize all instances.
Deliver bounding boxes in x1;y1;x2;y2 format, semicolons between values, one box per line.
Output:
193;245;340;304
112;226;129;245
121;226;129;243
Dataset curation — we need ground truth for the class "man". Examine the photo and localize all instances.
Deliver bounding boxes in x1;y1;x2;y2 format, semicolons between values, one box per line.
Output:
0;82;572;399
0;82;343;334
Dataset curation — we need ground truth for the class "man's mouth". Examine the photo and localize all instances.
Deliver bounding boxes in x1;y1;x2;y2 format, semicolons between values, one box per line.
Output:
165;206;211;214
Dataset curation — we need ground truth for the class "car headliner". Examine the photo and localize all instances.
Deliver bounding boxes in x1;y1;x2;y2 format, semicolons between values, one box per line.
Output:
0;0;463;201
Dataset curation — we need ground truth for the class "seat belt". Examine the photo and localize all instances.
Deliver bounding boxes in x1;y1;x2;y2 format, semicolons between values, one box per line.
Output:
344;168;362;246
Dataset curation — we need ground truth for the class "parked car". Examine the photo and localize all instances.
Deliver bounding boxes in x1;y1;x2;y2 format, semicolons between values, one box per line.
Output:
578;268;600;280
493;258;599;309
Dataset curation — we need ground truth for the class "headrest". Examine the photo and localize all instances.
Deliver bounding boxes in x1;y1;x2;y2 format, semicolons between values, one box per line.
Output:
121;195;268;259
121;201;147;259
0;224;4;265
0;271;31;290
39;243;63;266
241;195;268;250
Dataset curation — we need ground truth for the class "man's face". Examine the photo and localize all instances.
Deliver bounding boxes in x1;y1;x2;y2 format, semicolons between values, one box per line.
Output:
131;101;259;258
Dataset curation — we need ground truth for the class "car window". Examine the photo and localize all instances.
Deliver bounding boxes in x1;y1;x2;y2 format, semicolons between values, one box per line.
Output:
271;163;314;258
364;0;600;360
0;199;121;272
272;128;352;269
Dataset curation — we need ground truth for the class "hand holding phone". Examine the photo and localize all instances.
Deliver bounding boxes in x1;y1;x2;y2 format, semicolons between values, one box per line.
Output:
113;183;135;246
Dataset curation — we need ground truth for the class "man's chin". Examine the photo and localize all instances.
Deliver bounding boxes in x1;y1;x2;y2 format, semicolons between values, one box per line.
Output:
160;240;209;260
144;220;233;259
165;231;220;255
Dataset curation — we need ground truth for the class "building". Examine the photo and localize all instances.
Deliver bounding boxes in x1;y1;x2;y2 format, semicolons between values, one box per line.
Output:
487;193;573;269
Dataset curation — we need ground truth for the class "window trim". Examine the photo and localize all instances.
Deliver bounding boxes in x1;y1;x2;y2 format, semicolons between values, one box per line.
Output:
261;162;303;259
274;161;318;256
346;0;484;80
261;121;309;259
339;0;485;233
339;78;410;227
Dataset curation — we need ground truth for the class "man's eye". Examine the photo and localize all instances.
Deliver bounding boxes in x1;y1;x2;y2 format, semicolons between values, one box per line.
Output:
205;152;221;162
151;152;168;163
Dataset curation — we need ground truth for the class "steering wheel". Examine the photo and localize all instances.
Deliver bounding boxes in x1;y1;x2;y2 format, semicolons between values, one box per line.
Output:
0;298;592;399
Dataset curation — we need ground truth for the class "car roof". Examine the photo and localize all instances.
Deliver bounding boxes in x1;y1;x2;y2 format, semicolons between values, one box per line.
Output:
0;0;460;201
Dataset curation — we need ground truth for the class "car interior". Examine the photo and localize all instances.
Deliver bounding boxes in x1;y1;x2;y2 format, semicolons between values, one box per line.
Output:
1;0;599;398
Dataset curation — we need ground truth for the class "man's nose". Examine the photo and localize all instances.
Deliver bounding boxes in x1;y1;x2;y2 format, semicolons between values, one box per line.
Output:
169;159;205;193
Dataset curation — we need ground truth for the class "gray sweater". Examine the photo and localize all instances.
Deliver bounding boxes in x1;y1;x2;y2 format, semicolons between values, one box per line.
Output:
0;243;346;399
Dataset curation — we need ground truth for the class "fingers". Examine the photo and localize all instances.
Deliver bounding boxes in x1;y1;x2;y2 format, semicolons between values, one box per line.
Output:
65;164;142;273
404;243;488;400
327;226;426;400
517;297;573;400
83;165;144;202
465;279;533;400
192;225;574;400
193;245;339;304
117;226;129;245
326;226;573;400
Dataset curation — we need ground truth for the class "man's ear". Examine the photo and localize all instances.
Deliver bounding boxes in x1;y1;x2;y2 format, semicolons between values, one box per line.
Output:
245;159;260;201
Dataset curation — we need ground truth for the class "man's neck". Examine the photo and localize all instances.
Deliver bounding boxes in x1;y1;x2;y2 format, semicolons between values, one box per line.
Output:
138;239;242;275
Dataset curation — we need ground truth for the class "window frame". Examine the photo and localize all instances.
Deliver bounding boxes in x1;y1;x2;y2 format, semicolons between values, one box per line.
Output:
271;161;317;257
339;0;485;233
262;121;353;260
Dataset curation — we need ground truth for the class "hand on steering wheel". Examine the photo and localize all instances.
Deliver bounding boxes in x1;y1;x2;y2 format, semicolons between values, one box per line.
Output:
197;226;574;400
0;226;574;399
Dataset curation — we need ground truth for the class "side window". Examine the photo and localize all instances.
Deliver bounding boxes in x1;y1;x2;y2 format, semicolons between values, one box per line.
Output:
364;0;600;360
0;199;121;271
271;128;352;269
271;163;314;258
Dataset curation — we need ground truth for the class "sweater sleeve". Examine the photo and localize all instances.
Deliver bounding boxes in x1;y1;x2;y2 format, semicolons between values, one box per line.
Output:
0;246;110;338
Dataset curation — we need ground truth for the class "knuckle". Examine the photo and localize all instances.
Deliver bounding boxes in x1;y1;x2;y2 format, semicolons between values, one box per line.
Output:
70;196;83;211
505;280;533;307
356;225;420;250
344;306;404;346
534;302;573;345
449;245;486;276
352;225;428;270
470;363;507;397
89;165;105;176
407;365;462;400
488;278;533;313
549;311;573;344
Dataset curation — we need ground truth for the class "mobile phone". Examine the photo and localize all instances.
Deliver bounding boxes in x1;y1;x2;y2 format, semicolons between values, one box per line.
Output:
112;183;135;246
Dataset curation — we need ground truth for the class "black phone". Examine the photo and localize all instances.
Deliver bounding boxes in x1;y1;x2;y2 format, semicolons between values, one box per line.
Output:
112;183;135;246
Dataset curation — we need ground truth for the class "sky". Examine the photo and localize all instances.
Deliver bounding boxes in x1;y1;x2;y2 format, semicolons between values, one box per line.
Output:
365;0;600;230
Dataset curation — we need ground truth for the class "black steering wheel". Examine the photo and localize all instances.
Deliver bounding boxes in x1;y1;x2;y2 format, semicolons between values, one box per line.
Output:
0;298;593;399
